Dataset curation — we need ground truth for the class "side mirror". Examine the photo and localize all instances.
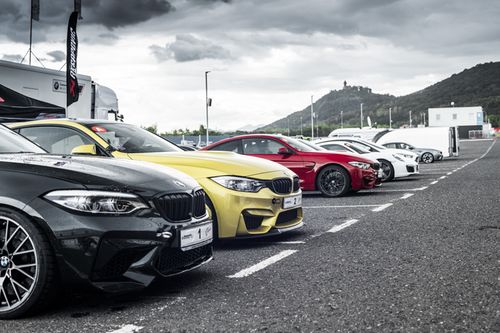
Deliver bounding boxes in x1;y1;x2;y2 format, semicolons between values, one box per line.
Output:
71;144;97;155
278;147;293;155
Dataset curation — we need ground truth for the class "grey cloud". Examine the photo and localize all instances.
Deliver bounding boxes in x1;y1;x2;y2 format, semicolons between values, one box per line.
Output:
150;34;232;62
160;0;500;56
46;50;65;62
1;54;23;62
0;0;174;43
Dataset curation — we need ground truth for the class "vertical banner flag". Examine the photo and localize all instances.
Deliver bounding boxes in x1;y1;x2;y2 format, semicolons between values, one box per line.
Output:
66;11;79;107
31;0;40;21
74;0;83;19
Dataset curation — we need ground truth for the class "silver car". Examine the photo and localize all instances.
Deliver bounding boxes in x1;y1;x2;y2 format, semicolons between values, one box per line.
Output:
382;142;443;163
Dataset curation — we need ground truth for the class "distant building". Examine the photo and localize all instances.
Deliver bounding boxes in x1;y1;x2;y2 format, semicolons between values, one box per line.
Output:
428;106;484;138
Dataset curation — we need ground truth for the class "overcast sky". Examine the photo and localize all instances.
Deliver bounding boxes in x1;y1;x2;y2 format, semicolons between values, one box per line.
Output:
1;0;499;131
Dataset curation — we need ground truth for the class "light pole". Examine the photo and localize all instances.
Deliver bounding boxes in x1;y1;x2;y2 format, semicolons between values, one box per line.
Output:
310;95;314;140
360;103;363;128
316;112;319;138
287;118;290;136
205;71;210;146
300;116;303;136
340;110;343;128
423;112;426;126
389;107;392;129
409;110;412;127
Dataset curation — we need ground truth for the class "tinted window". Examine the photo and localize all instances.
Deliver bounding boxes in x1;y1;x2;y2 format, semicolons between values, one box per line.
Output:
211;140;242;153
0;125;45;153
320;144;350;152
384;143;396;148
19;126;95;155
86;123;182;153
242;138;286;154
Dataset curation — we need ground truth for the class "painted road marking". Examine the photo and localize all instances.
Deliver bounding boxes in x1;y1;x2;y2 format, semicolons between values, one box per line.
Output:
400;193;414;199
228;250;298;278
371;186;428;192
447;172;452;175
327;219;359;233
430;181;438;185
107;325;143;333
304;204;381;209
439;176;447;179
372;203;393;212
275;241;306;245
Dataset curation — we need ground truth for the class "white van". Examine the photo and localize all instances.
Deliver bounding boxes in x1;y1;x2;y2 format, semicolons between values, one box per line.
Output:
374;127;459;158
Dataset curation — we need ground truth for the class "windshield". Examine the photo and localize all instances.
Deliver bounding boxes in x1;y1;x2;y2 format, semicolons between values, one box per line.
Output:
86;123;182;153
0;125;46;154
358;139;387;150
343;142;371;154
298;139;326;151
281;137;317;152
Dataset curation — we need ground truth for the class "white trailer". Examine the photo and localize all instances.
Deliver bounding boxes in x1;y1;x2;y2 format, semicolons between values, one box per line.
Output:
0;60;119;120
374;127;459;158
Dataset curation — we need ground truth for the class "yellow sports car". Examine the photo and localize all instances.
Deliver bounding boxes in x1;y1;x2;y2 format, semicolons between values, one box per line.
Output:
10;120;303;239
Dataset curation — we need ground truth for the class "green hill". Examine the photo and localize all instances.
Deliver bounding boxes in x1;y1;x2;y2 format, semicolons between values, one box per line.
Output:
257;61;500;134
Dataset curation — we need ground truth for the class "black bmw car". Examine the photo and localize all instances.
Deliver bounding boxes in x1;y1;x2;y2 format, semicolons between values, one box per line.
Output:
0;125;213;319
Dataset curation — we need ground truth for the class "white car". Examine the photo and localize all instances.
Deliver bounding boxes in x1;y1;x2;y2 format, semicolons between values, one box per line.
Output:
314;138;419;182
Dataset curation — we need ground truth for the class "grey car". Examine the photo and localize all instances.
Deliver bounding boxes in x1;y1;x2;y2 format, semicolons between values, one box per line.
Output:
382;142;443;163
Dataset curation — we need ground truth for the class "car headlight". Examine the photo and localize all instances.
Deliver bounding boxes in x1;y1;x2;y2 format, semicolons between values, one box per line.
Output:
348;161;371;170
44;190;148;214
398;153;414;159
211;176;265;192
393;154;405;162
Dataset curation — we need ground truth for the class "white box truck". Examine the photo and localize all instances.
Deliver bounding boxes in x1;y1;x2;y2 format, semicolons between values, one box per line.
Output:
373;127;459;158
0;60;120;120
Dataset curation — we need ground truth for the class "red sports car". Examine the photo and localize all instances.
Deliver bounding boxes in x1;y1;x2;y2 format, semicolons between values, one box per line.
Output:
202;134;380;197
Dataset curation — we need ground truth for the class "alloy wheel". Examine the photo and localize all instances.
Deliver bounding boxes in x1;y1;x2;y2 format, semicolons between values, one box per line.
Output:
0;216;38;313
421;152;434;163
320;169;346;196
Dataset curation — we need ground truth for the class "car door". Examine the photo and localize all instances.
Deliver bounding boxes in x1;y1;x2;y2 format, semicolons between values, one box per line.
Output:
241;138;305;176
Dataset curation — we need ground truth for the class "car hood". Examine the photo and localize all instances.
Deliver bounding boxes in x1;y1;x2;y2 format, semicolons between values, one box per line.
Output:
126;151;294;179
0;153;198;193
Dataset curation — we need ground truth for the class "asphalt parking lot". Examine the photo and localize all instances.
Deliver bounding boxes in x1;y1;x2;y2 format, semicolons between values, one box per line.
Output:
3;139;499;333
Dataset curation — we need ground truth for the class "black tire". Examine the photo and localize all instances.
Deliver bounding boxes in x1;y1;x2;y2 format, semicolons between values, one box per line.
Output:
378;159;394;182
205;196;219;241
421;152;434;164
0;208;57;319
316;165;351;197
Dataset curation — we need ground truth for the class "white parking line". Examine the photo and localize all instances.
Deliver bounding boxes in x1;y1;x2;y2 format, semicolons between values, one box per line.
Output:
430;181;438;185
107;325;143;333
227;250;298;278
327;219;359;233
372;203;393;212
376;186;428;192
439;176;447;179
400;193;414;199
303;204;381;209
447;172;452;175
275;241;306;245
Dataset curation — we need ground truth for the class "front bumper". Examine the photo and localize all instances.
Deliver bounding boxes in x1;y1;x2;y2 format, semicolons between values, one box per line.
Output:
351;168;378;190
28;198;213;292
198;176;304;239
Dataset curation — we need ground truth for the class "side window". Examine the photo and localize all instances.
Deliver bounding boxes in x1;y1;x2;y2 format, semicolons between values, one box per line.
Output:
19;126;96;155
384;143;396;149
242;138;286;154
321;144;348;151
211;140;242;153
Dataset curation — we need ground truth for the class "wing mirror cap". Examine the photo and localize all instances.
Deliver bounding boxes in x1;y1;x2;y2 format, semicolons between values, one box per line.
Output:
71;144;97;155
